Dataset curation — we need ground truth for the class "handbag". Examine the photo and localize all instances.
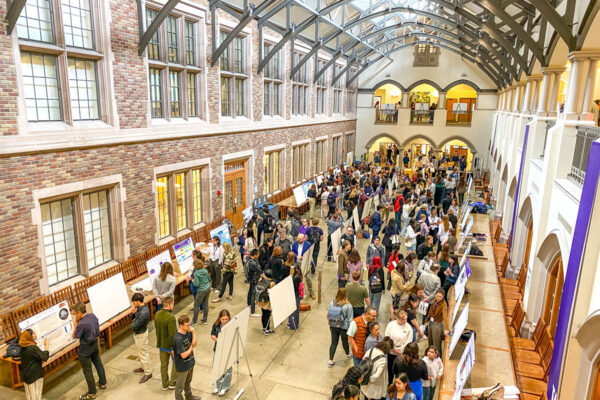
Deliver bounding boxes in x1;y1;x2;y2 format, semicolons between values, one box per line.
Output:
475;383;504;400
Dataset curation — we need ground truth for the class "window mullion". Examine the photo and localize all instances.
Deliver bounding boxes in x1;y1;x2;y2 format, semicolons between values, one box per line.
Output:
168;174;177;237
57;51;72;125
74;193;88;276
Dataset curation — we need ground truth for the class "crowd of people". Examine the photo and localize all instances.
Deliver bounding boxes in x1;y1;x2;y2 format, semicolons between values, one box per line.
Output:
18;149;472;400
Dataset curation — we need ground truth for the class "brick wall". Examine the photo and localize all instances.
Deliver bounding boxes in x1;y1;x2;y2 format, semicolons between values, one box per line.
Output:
0;3;19;136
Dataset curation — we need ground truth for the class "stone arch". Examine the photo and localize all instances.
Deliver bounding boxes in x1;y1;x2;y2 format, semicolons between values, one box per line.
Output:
517;194;535;225
536;230;568;269
406;79;442;92
442;79;482;93
573;311;600;399
364;133;401;151
371;79;406;92
512;194;536;270
400;134;436;149
437;136;479;154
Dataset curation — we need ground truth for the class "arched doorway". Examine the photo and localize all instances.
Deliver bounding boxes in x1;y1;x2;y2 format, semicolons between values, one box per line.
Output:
502;177;518;240
374;83;402;124
496;166;508;218
445;83;477;126
365;134;400;165
514;196;535;274
438;138;476;170
543;254;564;337
408;83;439;125
401;136;436;169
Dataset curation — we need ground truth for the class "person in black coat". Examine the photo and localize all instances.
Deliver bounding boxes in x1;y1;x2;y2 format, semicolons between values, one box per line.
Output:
19;329;49;400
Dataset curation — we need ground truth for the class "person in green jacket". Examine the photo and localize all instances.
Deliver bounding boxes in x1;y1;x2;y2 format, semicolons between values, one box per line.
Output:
19;329;49;400
192;259;211;325
154;296;177;390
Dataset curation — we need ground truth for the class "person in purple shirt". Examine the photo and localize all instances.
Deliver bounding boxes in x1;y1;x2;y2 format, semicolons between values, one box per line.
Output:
71;302;106;400
298;218;310;236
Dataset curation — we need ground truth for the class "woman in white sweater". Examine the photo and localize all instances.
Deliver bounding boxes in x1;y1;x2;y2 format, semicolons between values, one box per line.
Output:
361;337;394;400
384;310;413;385
152;262;176;310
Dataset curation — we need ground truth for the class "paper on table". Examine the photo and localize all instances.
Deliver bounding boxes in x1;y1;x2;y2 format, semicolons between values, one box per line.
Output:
130;277;153;292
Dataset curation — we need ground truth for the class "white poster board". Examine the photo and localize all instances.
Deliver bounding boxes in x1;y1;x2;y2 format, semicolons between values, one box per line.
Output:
211;307;250;388
449;302;469;357
268;276;297;329
146;250;172;283
210;224;233;247
88;273;130;325
331;228;342;262
242;206;254;225
130;276;153;292
302;179;316;196
458;216;474;250
316;175;323;185
466;176;473;197
416;103;430;111
293;186;307;206
452;287;465;325
173;237;194;274
300;245;314;276
453;334;476;400
453;102;468;113
460;241;472;268
18;301;75;356
347;151;354;165
352;207;360;231
454;263;469;302
362;198;374;219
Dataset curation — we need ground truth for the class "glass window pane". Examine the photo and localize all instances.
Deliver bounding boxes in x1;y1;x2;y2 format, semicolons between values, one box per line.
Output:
192;169;203;224
185;21;196;65
146;9;160;60
220;31;229;71
169;70;180;117
17;0;54;43
21;52;61;121
68;57;99;120
149;68;163;118
235;78;244;116
175;172;186;231
82;190;112;269
62;0;94;49
187;72;197;117
167;16;178;63
234;37;244;73
263;82;270;116
41;199;79;285
221;77;230;116
156;176;170;238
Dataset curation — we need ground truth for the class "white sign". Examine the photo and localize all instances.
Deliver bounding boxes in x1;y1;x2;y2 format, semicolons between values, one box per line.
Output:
449;302;469;357
461;205;472;227
18;301;75;356
146;250;172;283
352;207;360;231
454;264;469;302
88;273;131;325
454;333;476;399
458;216;473;250
130;277;152;292
242;206;254;225
460;241;472;267
300;244;314;276
173;237;194;274
316;175;323;185
331;228;342;263
268;276;297;329
453;102;468;113
452;287;465;325
293;185;307;206
211;308;250;388
211;224;233;247
362;198;374;219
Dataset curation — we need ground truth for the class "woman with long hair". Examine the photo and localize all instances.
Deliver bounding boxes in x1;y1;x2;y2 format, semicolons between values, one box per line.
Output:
392;342;428;400
243;229;257;279
437;244;450;287
364;321;383;353
191;259;211;325
152;262;175;311
387;372;417;400
404;219;418;252
327;288;353;367
362;337;395;400
213;242;236;303
347;249;363;283
269;246;284;283
281;251;295;282
403;294;425;341
211;310;232;395
331;366;364;400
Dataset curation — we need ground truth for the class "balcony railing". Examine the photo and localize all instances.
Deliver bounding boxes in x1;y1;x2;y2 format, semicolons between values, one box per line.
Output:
540;120;555;159
446;110;473;126
375;108;398;124
409;110;434;125
568;125;600;185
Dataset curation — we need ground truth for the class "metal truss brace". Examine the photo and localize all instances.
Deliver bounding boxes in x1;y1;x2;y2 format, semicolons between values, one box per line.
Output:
5;0;27;35
138;0;181;56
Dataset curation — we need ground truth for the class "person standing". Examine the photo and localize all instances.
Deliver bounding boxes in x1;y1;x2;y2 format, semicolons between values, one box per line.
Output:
154;296;177;391
327;288;354;367
19;329;49;400
340;225;358;250
213;242;236;302
425;288;450;357
346;270;370;318
130;293;152;383
364;321;383;353
152;262;176;311
247;249;261;317
173;315;200;400
306;219;324;282
361;337;394;400
366;236;385;267
368;256;385;314
387;372;417;400
384;310;413;385
370;205;384;241
338;240;351;288
347;307;378;366
307;184;318;219
191;259;211;325
211;310;233;395
288;265;303;330
392;342;429;400
274;230;293;260
71;302;106;400
209;236;224;293
422;346;443;400
381;188;392;223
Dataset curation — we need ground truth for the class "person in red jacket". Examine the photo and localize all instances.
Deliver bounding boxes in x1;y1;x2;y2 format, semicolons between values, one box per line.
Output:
394;191;405;229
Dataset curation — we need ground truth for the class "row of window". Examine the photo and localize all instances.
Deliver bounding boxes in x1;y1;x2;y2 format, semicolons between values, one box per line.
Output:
14;1;357;125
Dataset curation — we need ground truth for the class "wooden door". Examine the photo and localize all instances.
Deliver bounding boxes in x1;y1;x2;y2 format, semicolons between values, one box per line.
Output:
593;362;600;400
446;98;457;122
458;98;476;123
543;254;564;337
224;161;247;229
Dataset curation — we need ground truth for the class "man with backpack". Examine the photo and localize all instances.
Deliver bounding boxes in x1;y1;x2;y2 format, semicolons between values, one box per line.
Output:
327;188;339;218
262;212;276;242
366;236;385;266
347;306;378;366
368;205;384;241
306;219;323;300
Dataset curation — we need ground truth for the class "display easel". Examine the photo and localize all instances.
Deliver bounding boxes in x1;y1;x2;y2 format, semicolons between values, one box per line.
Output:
216;326;260;399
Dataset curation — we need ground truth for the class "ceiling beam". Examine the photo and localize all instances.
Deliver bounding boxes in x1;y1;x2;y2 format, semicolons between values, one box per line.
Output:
5;0;27;35
528;0;576;49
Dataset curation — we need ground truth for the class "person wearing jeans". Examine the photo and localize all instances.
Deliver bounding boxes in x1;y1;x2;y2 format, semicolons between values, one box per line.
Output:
246;249;261;316
191;260;211;324
327;288;353;367
214;242;236;303
154;296;177;390
173;316;200;400
71;302;107;400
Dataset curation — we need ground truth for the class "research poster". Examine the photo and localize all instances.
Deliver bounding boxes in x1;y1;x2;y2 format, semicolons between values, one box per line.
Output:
146;250;172;283
331;228;342;262
210;224;233;247
449;302;469;357
269;276;297;328
211;308;250;388
302;179;316;196
173;237;194;274
454;334;476;400
242;206;254;225
18;301;75;356
352;207;360;231
293;185;307;206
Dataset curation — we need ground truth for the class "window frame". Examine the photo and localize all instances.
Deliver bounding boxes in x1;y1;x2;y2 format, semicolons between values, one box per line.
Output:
263;42;282;117
314;139;327;174
264;149;283;194
292;143;310;183
219;30;248;119
292;50;310;116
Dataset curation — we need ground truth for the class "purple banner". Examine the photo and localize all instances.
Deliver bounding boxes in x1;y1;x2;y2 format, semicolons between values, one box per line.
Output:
509;125;529;257
547;140;600;399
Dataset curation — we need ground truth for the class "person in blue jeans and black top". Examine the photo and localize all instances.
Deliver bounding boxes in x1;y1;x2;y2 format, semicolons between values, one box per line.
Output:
246;249;262;317
71;302;106;400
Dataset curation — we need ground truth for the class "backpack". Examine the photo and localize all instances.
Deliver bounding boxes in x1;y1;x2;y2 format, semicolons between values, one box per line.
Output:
369;270;383;293
327;302;344;327
308;227;321;247
409;206;416;218
267;214;277;230
368;214;376;228
4;337;21;360
359;348;385;383
327;193;337;207
189;280;197;296
256;277;271;301
470;244;484;256
290;219;301;237
392;292;404;311
257;285;270;304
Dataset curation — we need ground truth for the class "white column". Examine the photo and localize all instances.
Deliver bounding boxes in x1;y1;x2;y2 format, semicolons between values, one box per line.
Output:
507;86;515;112
530;77;541;112
564;54;584;118
402;92;409;108
548;69;565;116
522;78;533;114
581;59;599;119
537;69;553;115
512;84;522;113
438;92;446;109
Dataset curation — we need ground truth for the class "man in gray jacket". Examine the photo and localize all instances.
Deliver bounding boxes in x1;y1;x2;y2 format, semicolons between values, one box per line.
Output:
419;264;442;304
131;293;152;383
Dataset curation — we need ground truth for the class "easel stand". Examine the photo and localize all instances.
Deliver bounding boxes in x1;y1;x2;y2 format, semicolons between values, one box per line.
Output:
216;327;260;399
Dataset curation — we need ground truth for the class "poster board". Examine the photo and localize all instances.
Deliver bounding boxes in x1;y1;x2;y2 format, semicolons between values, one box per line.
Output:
316;175;323;185
300;244;314;276
453;102;468;113
466;175;473;197
449;302;469;357
416;103;430;111
173;237;194;274
344;216;352;229
362;198;374;219
87;273;131;325
331;228;342;262
293;186;307;206
302;179;316;197
18;301;75;356
242;206;254;225
269;276;297;329
347;151;354;165
452;287;465;325
210;307;250;388
146;250;171;283
210;224;233;247
352;207;360;231
454;262;469;302
453;334;476;400
458;215;473;249
460;242;472;269
130;276;152;292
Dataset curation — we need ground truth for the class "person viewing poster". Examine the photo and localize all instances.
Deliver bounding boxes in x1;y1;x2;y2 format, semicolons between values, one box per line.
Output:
18;301;75;355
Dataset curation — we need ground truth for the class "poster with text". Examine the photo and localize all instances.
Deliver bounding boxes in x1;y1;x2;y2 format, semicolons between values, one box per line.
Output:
449;302;469;357
173;237;194;274
18;301;75;356
210;224;233;247
210;308;250;388
146;250;172;283
331;228;342;263
353;207;360;231
302;179;316;197
455;334;476;398
269;276;297;328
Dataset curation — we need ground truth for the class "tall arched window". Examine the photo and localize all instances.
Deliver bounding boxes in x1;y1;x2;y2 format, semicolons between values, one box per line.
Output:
543;254;564;337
